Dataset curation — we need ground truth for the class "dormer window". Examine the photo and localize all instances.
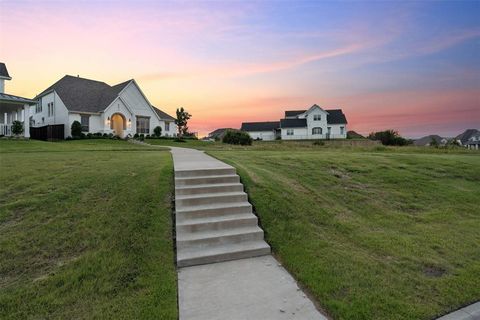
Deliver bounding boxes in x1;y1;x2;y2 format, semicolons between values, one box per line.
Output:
313;114;321;121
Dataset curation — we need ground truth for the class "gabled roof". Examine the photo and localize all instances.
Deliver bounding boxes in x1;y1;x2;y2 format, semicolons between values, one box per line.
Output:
455;129;479;144
34;75;131;113
285;110;306;118
0;63;11;79
280;118;307;128
326;109;348;124
413;135;446;146
241;121;280;131
152;106;175;121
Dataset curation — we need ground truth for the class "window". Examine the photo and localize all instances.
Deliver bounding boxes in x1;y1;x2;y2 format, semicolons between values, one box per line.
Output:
80;115;90;132
313;114;321;121
136;116;150;134
286;129;294;136
165;122;170;132
47;102;54;117
340;126;345;135
312;127;322;135
36;103;43;113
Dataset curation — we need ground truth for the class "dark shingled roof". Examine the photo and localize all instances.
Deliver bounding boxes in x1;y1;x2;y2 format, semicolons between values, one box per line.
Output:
0;63;11;79
0;92;36;105
455;129;479;144
414;135;446;146
35;75;131;113
152;106;175;121
284;108;347;124
280;118;307;128
285;110;306;118
241;121;280;131
326;109;348;124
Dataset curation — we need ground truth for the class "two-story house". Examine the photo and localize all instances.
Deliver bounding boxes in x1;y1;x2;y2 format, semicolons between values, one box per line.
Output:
241;104;347;140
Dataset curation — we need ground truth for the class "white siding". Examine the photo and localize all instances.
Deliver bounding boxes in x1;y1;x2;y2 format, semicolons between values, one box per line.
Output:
247;131;276;141
326;124;347;139
30;91;70;137
281;128;308;140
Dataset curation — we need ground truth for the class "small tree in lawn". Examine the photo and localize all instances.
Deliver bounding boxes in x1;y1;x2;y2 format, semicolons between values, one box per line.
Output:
11;120;24;136
71;121;82;138
430;137;439;148
153;126;162;137
175;107;191;138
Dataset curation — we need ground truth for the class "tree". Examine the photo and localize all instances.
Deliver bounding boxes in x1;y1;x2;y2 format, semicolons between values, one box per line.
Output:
175;107;191;138
222;130;253;146
153;126;162;137
71;121;82;138
11;120;24;136
368;129;411;146
430;137;439;148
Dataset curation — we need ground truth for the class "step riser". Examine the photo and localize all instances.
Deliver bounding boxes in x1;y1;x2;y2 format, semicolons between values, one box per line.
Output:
177;231;264;250
175;175;240;186
175;168;236;178
175;184;243;196
177;247;271;267
176;205;253;222
176;217;258;233
176;194;247;207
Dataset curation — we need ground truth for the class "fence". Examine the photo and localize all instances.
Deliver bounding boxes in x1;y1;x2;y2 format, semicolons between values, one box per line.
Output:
30;124;64;141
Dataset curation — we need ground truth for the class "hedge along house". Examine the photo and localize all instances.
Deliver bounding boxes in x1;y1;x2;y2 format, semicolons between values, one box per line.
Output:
241;104;348;141
31;75;176;139
0;63;36;137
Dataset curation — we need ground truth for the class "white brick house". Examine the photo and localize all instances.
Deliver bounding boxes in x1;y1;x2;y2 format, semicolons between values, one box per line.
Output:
241;104;347;140
31;75;176;138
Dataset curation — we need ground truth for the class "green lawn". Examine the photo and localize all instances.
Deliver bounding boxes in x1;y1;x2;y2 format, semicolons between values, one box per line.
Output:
209;147;480;320
0;140;177;319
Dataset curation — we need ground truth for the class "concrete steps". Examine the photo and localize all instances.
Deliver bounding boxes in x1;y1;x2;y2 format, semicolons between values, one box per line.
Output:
174;166;270;267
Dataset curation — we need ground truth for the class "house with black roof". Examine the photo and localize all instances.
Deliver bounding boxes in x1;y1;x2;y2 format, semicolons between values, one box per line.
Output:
241;104;347;140
31;75;176;139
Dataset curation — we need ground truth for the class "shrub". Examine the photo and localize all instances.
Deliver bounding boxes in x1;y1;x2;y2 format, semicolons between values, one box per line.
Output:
153;126;162;137
71;121;82;138
222;130;253;146
139;134;144;141
86;133;93;139
11;120;24;136
313;140;324;146
368;130;411;146
134;133;139;139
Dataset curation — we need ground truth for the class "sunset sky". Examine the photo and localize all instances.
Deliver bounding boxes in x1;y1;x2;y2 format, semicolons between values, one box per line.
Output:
1;0;479;138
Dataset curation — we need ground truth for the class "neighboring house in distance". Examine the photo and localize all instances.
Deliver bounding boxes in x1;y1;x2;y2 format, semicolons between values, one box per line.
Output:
207;128;235;140
31;75;176;139
455;129;479;146
0;62;36;138
414;135;448;146
465;132;480;150
241;104;347;140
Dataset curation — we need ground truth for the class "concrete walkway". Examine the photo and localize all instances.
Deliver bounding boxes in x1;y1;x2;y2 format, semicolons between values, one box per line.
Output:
436;302;480;320
170;147;326;320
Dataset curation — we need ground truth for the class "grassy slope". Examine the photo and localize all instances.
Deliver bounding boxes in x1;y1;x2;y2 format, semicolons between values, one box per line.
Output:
0;140;177;319
210;148;480;320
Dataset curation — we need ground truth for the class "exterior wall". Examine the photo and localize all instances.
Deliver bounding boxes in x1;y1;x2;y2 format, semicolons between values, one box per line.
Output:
303;107;329;139
118;82;177;136
30;91;70;137
281;127;308;140
247;130;276;141
326;124;347;139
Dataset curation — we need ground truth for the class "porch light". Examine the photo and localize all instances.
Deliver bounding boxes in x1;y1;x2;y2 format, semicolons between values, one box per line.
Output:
106;116;110;126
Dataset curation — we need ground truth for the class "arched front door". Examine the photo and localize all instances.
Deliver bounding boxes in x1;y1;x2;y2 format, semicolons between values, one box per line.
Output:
111;113;126;137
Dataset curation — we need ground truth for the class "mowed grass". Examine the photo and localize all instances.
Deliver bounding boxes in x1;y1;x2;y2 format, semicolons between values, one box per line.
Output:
210;148;480;320
0;140;177;319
